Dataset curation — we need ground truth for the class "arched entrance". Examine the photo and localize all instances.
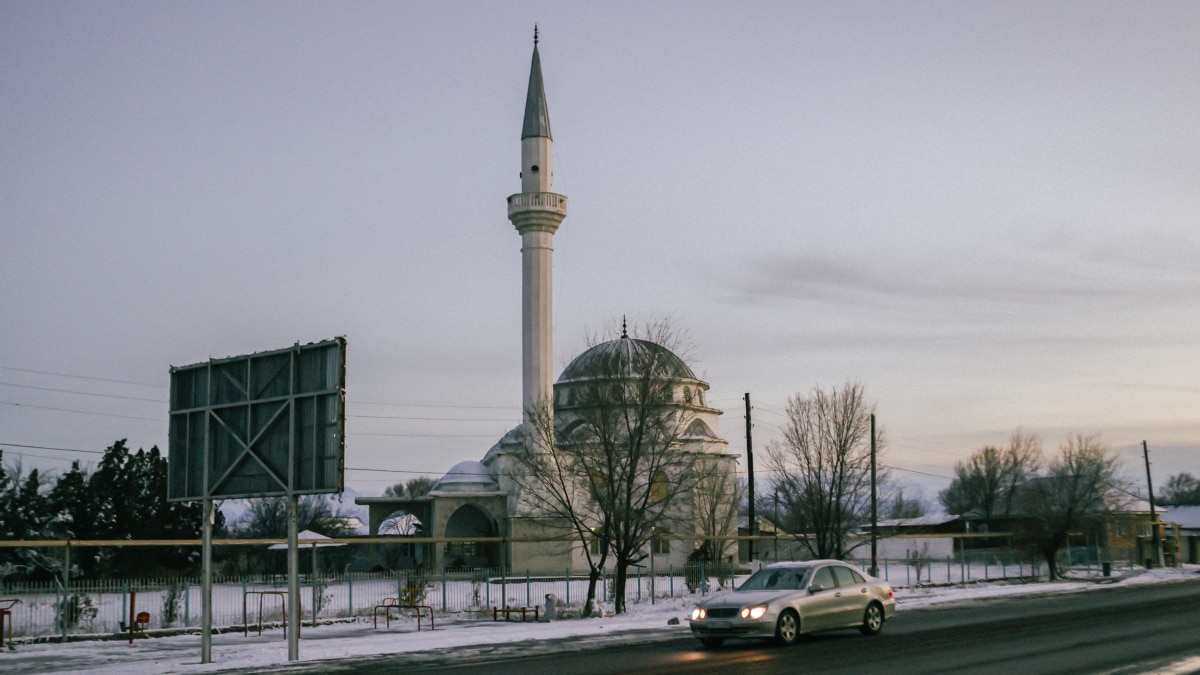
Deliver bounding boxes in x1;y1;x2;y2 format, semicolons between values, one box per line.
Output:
444;503;498;569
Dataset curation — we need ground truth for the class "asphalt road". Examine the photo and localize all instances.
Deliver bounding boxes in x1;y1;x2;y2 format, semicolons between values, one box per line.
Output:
250;578;1200;675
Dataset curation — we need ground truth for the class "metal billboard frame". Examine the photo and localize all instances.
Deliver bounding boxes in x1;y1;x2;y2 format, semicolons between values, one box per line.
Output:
166;337;346;664
167;337;346;502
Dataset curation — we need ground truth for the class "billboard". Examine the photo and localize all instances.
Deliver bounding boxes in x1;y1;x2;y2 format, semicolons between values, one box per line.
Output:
168;338;346;501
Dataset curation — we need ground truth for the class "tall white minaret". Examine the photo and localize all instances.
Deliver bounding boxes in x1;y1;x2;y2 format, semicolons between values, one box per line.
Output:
508;27;567;424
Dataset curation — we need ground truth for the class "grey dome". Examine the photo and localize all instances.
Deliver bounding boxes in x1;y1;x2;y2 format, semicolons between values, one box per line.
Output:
557;337;696;383
435;461;498;492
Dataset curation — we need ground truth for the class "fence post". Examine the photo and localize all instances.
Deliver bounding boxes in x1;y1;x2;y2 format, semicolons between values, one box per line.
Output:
442;569;448;612
637;567;642;602
700;561;706;596
347;571;353;617
526;570;531;608
61;542;71;643
669;565;674;598
185;582;191;627
565;568;570;606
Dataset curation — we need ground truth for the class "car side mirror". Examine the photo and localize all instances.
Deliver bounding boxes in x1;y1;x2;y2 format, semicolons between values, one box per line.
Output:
808;585;824;594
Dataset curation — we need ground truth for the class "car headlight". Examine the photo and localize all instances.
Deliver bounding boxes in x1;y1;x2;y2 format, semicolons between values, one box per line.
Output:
690;607;706;620
739;605;767;619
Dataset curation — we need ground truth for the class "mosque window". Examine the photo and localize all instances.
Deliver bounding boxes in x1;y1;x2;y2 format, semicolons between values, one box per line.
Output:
683;387;693;404
651;471;669;502
590;527;607;555
652;528;670;555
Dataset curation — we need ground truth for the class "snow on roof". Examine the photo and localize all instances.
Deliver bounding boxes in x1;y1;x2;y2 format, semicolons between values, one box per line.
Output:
876;514;960;528
1165;505;1200;528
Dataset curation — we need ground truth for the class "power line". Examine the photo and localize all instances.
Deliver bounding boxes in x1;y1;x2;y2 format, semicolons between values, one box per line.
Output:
0;381;167;403
0;400;164;422
350;413;516;422
0;365;165;389
1;442;106;456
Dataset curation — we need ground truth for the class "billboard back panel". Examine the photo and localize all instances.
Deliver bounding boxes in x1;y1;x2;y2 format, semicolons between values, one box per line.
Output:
167;338;346;501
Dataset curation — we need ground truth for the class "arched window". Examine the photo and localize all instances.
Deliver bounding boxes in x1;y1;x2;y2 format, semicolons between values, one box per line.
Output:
683;387;693;404
651;470;669;502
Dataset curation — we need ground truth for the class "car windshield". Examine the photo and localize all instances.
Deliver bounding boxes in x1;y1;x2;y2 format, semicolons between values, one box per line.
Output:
737;567;809;591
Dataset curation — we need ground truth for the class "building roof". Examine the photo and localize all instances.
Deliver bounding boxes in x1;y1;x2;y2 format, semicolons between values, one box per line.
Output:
433;460;498;493
521;38;551;140
876;514;961;529
557;336;697;384
1166;505;1200;529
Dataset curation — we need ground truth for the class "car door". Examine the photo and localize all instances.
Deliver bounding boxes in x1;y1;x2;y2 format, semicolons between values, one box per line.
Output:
830;565;870;627
800;565;842;631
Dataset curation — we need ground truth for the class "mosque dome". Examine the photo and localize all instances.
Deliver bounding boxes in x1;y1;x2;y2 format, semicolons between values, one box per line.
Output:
433;460;498;493
557;336;696;384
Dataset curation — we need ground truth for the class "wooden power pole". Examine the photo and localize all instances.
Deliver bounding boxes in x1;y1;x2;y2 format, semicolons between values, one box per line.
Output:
745;393;755;563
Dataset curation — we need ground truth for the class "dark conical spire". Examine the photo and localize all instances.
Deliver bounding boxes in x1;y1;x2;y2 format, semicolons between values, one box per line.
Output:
521;27;552;140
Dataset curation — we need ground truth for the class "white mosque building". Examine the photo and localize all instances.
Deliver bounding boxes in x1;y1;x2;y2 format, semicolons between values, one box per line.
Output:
357;34;738;574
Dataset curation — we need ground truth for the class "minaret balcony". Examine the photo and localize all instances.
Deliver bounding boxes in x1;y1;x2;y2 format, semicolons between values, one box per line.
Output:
507;192;568;219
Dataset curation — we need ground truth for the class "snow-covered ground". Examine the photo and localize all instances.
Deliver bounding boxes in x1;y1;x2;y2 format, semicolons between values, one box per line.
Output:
4;566;1197;674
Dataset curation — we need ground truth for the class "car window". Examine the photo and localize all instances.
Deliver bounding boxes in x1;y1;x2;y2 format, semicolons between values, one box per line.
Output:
850;568;866;583
832;565;859;587
739;568;809;591
811;566;836;590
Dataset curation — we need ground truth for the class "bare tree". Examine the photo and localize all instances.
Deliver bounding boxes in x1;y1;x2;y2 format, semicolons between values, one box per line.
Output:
765;382;884;560
383;476;436;499
512;321;732;614
1161;472;1200;505
939;430;1042;527
1017;434;1122;580
885;487;926;520
693;460;741;566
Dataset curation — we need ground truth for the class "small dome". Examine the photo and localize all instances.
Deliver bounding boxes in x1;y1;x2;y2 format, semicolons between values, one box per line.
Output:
557;337;696;383
435;461;498;492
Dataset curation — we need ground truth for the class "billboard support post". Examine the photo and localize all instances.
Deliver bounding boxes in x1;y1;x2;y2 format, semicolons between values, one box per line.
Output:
168;338;346;667
201;499;213;664
287;494;300;661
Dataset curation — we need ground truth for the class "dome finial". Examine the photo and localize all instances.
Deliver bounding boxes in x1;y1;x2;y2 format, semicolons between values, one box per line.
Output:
621;316;628;339
534;23;539;46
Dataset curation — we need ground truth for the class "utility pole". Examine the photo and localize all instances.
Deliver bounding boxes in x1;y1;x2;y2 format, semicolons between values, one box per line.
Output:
774;491;779;561
870;413;878;577
745;393;755;564
1143;441;1165;568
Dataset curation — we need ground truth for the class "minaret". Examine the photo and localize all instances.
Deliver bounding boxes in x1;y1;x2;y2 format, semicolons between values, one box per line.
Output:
508;27;567;424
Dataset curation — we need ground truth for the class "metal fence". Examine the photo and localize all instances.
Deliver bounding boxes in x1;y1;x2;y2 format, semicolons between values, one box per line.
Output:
1;549;1142;642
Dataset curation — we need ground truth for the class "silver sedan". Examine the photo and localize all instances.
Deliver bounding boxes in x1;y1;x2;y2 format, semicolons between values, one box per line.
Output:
688;560;896;647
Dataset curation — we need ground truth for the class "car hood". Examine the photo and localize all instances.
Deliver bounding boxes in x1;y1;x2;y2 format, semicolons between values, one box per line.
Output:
699;589;799;608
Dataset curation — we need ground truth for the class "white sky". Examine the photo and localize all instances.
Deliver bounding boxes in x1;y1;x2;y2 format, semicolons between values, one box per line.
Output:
2;2;1197;503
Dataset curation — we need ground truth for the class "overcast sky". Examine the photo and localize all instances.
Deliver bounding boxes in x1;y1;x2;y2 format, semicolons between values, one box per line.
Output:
3;2;1197;506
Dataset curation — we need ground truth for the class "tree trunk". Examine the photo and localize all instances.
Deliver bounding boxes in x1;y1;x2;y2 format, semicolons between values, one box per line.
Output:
612;561;629;614
1042;543;1059;581
582;568;601;617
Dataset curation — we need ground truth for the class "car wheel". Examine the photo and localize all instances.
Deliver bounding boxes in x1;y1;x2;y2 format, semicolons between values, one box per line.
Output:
775;609;800;646
699;637;725;648
860;602;884;636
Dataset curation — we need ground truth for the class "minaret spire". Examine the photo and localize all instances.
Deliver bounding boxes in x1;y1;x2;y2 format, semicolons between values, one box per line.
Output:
508;33;567;428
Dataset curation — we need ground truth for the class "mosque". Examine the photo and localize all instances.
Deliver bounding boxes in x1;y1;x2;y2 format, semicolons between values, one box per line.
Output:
357;35;739;574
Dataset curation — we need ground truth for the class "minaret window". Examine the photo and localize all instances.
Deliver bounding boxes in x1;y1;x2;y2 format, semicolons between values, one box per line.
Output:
531;165;540;172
